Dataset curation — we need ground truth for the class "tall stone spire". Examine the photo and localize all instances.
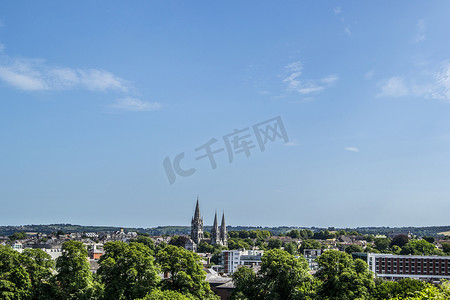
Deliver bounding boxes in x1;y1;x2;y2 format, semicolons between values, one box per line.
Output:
220;211;228;247
190;197;203;246
211;211;220;245
194;197;201;221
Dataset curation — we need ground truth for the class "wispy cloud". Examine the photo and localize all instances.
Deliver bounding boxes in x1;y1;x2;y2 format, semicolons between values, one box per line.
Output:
344;25;352;36
431;61;450;101
0;56;129;92
377;61;450;102
414;19;426;43
333;7;353;36
108;97;161;112
0;41;160;112
378;76;409;97
345;147;359;152
285;139;300;147
364;70;375;80
283;61;338;95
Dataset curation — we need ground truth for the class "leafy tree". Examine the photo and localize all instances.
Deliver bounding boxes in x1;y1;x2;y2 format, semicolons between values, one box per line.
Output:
55;241;103;299
21;248;57;299
391;245;402;255
203;231;211;238
169;236;190;248
400;239;437;255
239;231;250;239
390;234;409;248
228;238;250;250
259;249;313;299
299;239;321;254
130;235;155;250
288;230;301;239
364;235;375;242
283;242;298;255
260;230;271;239
198;242;214;253
267;239;282;249
388;280;450;300
0;245;32;300
374;238;391;252
364;245;379;253
231;266;260;299
228;231;239;238
316;250;375;299
156;245;215;299
9;232;27;241
98;241;160;300
232;249;313;300
300;229;314;239
442;243;450;254
344;244;363;254
422;236;435;243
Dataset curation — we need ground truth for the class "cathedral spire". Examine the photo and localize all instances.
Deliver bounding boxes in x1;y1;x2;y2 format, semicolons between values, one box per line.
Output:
194;197;201;220
191;197;204;247
220;211;227;247
213;211;218;229
211;210;220;245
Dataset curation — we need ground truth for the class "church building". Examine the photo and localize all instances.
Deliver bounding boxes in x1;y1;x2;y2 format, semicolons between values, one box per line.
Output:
189;198;227;251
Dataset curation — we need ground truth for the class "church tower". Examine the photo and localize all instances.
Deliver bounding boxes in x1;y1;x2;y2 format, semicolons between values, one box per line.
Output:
220;212;228;247
211;211;220;245
190;198;204;246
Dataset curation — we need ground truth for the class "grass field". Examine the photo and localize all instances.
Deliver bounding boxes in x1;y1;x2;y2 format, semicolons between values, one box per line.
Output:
438;231;450;236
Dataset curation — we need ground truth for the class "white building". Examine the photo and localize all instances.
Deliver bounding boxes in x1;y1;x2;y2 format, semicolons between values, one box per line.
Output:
303;249;322;271
221;249;264;275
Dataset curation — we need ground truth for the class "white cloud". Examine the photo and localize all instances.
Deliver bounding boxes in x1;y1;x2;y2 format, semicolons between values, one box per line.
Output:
345;147;359;152
283;61;338;95
333;7;342;15
377;61;450;102
285;139;300;147
364;70;375;80
109;97;161;112
0;56;130;92
414;19;426;43
344;25;352;36
431;61;450;101
0;40;158;112
378;76;409;97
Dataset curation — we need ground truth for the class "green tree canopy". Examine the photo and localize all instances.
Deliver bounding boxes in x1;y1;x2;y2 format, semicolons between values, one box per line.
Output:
156;245;215;299
267;239;282;249
21;248;56;299
374;238;391;252
400;239;438;255
98;241;160;300
299;239;321;254
316;250;375;300
55;241;103;299
0;245;32;300
232;249;313;300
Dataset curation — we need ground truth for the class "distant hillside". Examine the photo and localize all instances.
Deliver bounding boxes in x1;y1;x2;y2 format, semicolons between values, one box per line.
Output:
1;224;449;237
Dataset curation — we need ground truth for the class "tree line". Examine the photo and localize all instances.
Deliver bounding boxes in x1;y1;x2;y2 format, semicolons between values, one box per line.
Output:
0;238;219;300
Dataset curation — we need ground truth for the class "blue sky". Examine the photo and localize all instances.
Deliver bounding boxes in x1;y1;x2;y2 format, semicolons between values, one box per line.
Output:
1;1;450;228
